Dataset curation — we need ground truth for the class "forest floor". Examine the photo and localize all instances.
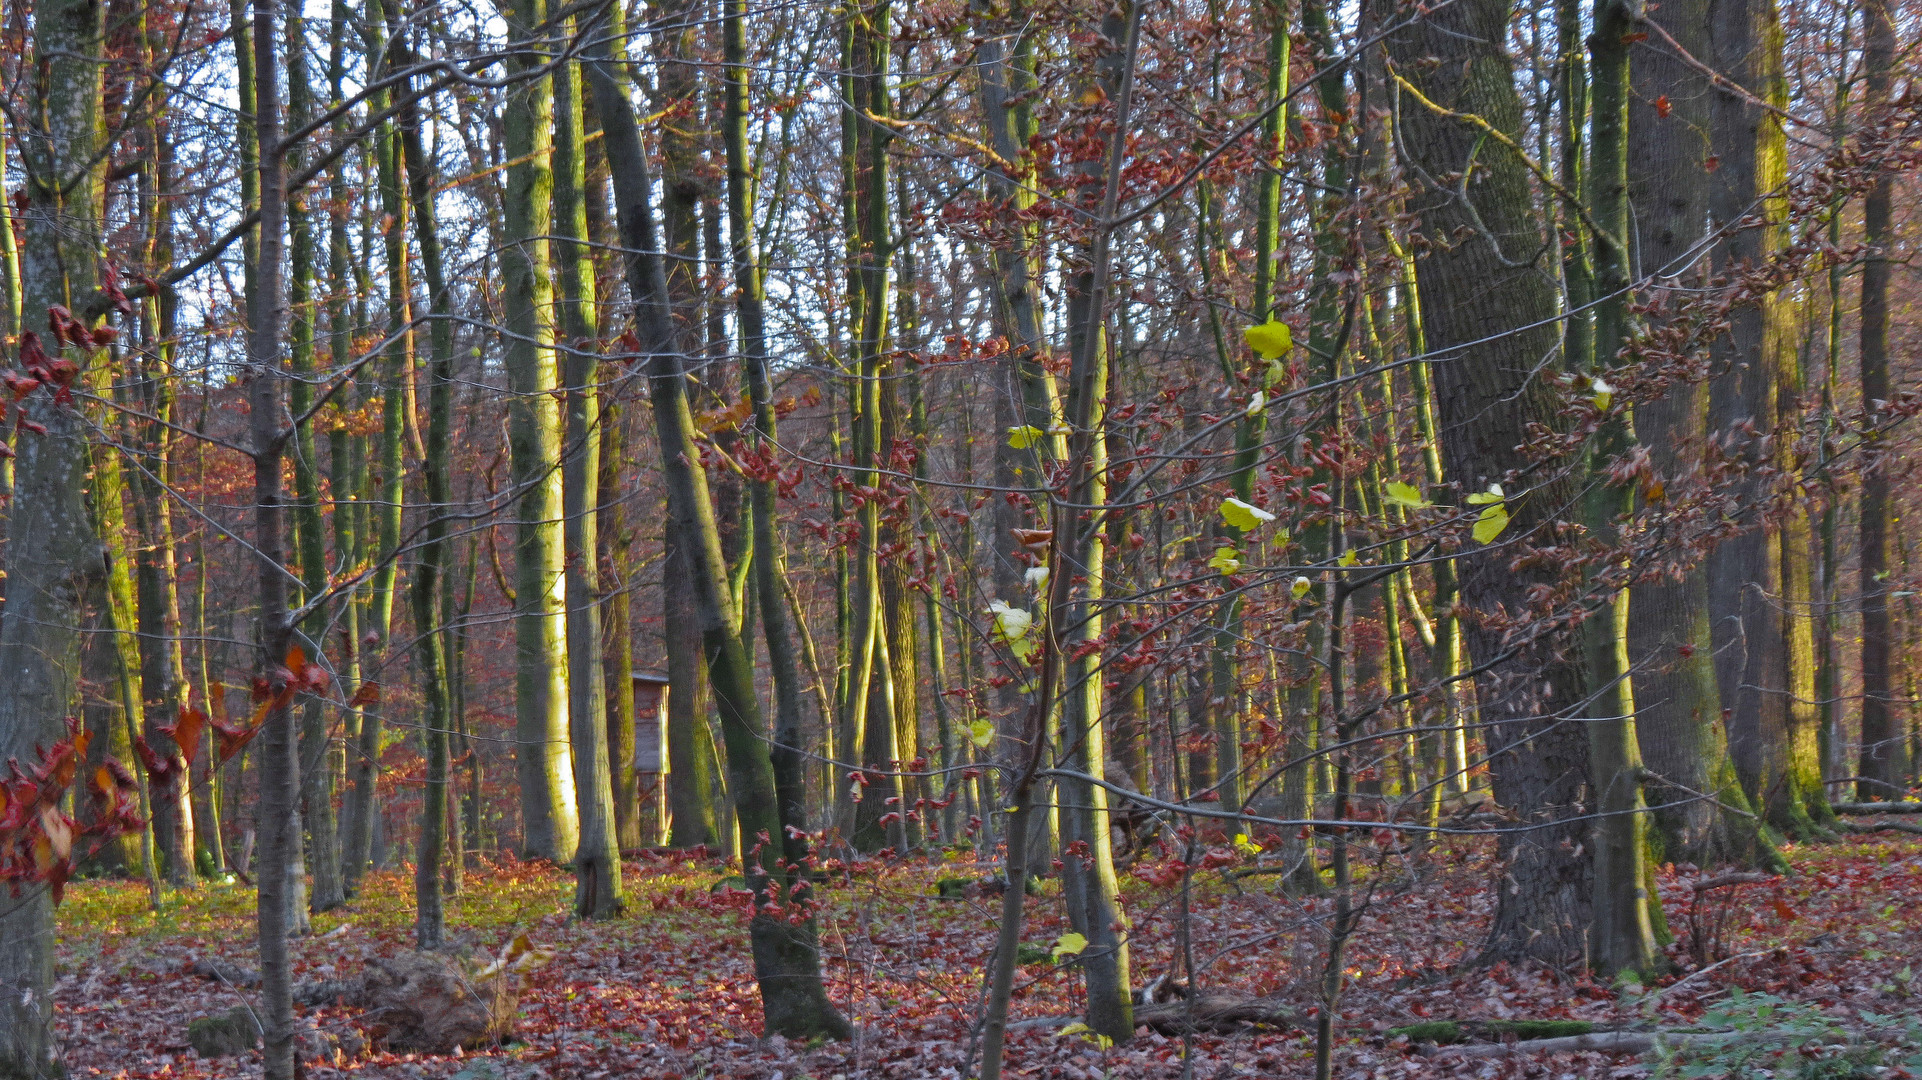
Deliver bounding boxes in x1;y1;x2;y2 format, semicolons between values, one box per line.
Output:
50;829;1922;1080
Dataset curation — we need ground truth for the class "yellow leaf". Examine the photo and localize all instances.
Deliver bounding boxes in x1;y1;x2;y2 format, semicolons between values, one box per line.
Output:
989;600;1033;642
1382;481;1430;509
1058;1023;1093;1038
969;718;995;748
1051;931;1088;960
1466;483;1506;505
1208;546;1242;574
1234;832;1264;856
1244;319;1294;360
1006;425;1046;450
1473;504;1510;544
1264;358;1287;388
1219;497;1276;532
1337;549;1359;567
1291;575;1313;599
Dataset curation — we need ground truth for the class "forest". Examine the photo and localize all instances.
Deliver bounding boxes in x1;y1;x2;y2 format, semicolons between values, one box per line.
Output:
0;0;1916;1074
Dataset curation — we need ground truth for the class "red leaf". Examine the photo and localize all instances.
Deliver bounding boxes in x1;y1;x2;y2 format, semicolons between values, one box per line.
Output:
165;705;208;767
348;681;382;708
1654;94;1672;118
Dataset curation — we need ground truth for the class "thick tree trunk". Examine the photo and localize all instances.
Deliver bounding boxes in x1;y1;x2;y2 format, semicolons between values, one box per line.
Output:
0;0;106;1068
1383;0;1594;966
499;0;578;860
1624;0;1780;870
1705;0;1833;839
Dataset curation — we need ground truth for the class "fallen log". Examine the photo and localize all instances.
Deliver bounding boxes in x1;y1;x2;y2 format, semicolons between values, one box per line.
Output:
1010;994;1297;1036
1416;1030;1750;1058
1132;995;1296;1035
1831;802;1922;815
1841;819;1922;838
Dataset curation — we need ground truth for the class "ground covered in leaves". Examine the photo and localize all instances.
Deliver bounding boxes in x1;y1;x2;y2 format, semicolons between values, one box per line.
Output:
52;830;1922;1079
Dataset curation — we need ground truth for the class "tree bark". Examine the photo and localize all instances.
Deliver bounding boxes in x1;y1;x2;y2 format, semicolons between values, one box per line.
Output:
1855;0;1902;795
1383;0;1595;966
1704;0;1833;839
1623;0;1780;870
499;0;578;860
247;4;305;1074
555;35;623;915
0;0;106;1067
397;21;457;944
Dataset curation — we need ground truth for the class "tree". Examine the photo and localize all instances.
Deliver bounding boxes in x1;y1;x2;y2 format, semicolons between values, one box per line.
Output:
588;32;851;1039
1383;0;1595;967
498;0;578;862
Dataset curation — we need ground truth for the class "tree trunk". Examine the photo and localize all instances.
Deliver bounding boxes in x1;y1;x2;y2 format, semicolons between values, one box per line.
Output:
1581;0;1661;977
1705;0;1832;839
1383;0;1594;966
499;0;578;861
397;21;456;944
589;43;851;1039
0;0;106;1067
1623;0;1780;870
1855;0;1902;795
286;0;344;914
247;5;305;1074
555;36;623;916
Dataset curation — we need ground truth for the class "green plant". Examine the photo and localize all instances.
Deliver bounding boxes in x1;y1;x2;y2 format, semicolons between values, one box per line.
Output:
1654;991;1877;1080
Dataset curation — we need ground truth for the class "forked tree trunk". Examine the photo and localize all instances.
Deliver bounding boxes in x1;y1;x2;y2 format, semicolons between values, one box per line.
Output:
589;38;851;1040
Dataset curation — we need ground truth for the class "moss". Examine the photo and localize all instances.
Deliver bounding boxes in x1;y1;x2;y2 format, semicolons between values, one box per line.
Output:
1389;1021;1463;1044
1015;942;1053;966
187;1007;260;1059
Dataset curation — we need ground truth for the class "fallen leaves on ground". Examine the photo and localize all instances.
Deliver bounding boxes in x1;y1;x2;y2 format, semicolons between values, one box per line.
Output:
51;833;1922;1079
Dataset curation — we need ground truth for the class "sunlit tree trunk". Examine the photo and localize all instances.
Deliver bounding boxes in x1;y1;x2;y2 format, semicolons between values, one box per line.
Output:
555;36;623;914
499;0;578;860
1705;0;1833;839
